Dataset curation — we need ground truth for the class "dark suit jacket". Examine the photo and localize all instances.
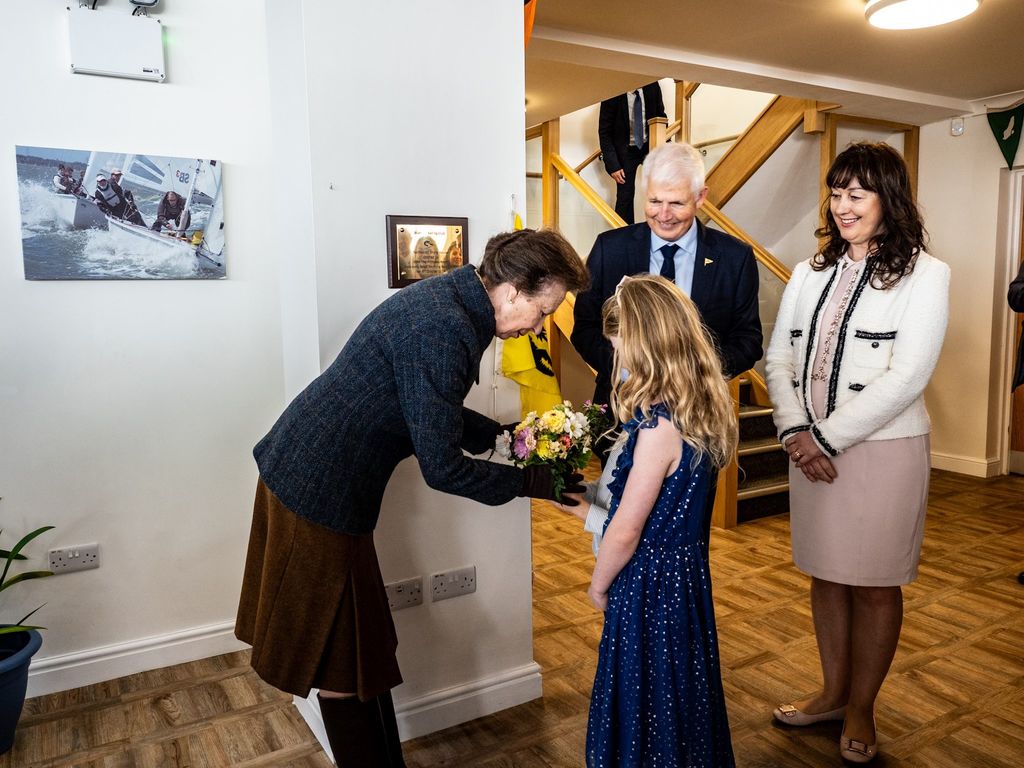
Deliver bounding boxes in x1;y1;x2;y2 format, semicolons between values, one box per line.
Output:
1010;259;1024;391
598;83;666;175
571;220;763;407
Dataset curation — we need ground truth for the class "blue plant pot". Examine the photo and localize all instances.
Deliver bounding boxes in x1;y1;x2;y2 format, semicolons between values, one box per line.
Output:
0;628;42;755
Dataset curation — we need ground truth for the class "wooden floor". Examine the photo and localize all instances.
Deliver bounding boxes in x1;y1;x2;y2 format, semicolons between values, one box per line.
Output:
5;470;1023;767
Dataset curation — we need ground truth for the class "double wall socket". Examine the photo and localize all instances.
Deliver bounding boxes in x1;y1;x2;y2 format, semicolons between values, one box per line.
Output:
48;543;100;574
431;565;476;602
384;576;423;611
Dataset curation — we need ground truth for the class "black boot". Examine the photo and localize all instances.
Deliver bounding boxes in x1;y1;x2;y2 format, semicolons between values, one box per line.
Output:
375;691;407;767
317;692;406;767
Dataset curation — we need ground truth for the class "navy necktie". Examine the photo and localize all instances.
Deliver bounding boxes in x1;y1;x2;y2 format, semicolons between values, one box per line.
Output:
659;243;678;282
632;90;644;148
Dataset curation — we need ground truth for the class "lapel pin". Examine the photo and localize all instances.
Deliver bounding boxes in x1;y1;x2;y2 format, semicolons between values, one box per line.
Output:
704;258;713;266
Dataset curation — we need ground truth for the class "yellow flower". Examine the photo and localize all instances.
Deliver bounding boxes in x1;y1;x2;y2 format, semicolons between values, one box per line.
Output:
536;439;558;459
540;409;566;433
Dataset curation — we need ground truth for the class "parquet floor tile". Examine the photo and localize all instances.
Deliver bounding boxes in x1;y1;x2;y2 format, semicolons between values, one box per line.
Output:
3;470;1021;766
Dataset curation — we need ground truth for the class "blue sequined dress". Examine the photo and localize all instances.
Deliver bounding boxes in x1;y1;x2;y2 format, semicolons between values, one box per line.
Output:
586;405;735;767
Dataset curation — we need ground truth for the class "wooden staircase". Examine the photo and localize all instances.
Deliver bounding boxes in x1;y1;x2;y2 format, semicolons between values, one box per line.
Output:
735;377;789;523
532;81;921;528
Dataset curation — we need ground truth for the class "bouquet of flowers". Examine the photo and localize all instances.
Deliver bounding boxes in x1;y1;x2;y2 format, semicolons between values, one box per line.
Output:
496;400;608;499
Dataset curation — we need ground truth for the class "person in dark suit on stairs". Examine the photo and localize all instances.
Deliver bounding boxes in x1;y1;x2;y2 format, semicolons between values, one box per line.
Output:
598;82;667;224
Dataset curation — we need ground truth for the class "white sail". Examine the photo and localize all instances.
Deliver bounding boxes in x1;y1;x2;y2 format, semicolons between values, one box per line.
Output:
121;153;215;202
82;151;129;195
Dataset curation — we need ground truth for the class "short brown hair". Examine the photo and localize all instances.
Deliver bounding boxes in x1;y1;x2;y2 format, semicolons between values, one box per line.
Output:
478;228;589;295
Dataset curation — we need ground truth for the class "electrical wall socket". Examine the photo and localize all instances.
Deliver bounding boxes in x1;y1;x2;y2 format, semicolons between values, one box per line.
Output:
384;576;423;611
431;565;476;602
48;543;100;574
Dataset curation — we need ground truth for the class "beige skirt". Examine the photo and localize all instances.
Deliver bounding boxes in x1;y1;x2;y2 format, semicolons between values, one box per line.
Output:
235;479;402;700
789;435;930;587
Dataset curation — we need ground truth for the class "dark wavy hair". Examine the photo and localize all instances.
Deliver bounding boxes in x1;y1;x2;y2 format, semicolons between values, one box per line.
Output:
478;228;590;295
814;142;927;289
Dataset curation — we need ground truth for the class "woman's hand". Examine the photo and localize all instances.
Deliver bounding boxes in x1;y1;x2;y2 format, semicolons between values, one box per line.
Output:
785;432;837;483
800;456;837;484
587;583;608;611
783;431;822;465
552;492;590;521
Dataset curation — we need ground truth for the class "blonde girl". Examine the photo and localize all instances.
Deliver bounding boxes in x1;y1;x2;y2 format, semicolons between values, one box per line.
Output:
560;274;737;767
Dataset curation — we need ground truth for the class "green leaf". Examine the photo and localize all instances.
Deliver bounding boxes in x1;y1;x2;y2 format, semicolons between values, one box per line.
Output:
0;570;54;593
0;550;28;561
0;625;45;635
1;525;54;588
16;604;45;626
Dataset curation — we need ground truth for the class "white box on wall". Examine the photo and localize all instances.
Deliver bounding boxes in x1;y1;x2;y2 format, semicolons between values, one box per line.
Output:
67;5;165;82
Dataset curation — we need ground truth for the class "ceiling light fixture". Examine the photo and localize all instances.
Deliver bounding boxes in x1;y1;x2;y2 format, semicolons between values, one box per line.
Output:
864;0;981;30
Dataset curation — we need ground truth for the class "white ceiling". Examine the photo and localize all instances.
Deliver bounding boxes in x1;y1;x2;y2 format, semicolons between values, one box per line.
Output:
526;0;1024;126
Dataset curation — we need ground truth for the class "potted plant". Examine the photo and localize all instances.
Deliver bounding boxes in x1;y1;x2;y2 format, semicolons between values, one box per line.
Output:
0;525;53;756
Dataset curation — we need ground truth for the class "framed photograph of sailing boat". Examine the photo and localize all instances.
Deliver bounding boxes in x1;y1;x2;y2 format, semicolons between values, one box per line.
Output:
14;144;226;280
386;215;466;288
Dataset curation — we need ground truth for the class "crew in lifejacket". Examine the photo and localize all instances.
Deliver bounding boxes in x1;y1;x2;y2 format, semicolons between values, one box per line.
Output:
93;173;146;226
54;165;86;197
151;190;192;234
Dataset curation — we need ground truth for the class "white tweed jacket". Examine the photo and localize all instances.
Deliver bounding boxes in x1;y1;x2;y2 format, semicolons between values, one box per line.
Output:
765;251;950;456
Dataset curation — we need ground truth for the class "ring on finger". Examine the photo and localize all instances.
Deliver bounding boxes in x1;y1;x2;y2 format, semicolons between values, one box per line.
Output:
793;450;802;460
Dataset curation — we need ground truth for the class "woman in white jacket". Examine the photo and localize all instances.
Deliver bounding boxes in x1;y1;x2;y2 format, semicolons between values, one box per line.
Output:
765;143;949;764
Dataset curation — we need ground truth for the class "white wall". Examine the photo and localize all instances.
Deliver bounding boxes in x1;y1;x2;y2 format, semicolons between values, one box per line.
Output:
918;114;1012;476
289;0;538;741
0;1;283;692
3;0;540;742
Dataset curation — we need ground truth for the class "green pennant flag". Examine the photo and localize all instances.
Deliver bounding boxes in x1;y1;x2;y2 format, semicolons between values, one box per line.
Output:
988;100;1024;169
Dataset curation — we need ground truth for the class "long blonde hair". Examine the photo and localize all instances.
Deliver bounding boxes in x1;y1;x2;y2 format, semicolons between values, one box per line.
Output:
602;275;737;468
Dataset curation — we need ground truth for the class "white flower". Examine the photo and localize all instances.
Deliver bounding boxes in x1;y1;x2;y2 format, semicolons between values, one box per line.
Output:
494;431;512;460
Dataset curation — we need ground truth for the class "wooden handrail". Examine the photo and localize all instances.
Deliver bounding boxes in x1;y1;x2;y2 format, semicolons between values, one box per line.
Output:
701;200;791;284
694;133;741;151
705;96;811;210
550;153;626;229
574;149;603;174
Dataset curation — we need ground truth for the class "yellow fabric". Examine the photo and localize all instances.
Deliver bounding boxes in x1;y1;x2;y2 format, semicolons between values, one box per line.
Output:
501;321;562;418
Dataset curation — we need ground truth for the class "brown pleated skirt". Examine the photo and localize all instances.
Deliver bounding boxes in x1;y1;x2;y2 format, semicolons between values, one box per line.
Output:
235;478;402;700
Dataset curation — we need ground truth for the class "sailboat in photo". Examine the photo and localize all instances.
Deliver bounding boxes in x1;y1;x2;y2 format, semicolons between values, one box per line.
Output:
53;191;107;230
103;158;225;272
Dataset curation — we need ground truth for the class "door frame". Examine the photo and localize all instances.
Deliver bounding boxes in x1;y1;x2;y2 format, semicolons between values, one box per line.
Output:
994;168;1024;474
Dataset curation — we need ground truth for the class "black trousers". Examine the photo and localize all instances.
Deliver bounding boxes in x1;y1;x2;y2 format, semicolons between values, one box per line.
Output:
612;145;647;225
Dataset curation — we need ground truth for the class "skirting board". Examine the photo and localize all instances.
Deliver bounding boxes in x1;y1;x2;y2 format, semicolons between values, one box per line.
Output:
294;661;544;760
26;620;248;698
930;450;1002;478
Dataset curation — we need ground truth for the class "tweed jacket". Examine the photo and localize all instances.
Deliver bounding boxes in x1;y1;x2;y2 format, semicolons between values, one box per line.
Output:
765;251;949;456
254;265;523;534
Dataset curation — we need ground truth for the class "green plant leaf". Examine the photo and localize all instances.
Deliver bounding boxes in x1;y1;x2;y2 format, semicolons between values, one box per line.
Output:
0;625;45;635
16;604;45;626
0;570;54;593
0;550;28;561
1;525;54;588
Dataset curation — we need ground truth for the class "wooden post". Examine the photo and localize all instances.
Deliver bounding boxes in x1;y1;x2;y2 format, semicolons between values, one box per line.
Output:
817;112;837;243
541;118;560;228
648;116;668;149
904;125;920;201
711;377;741;529
675;80;691;144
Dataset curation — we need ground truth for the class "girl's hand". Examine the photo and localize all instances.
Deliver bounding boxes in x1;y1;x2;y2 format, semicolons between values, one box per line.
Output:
552;492;590;521
588;583;608;611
